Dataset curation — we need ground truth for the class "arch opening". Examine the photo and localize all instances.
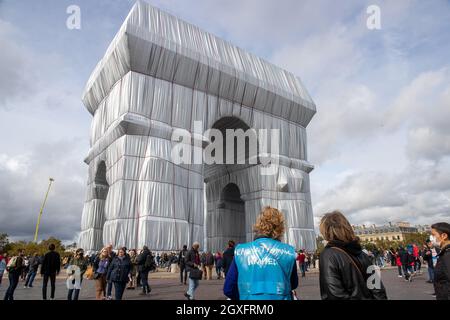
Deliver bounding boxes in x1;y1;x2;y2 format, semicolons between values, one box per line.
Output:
210;116;257;167
207;183;246;252
94;161;109;200
204;116;258;182
204;117;255;252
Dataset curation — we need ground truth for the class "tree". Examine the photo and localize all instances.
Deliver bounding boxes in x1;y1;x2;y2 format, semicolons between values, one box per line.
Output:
5;237;66;256
402;232;430;246
361;241;377;252
0;233;10;249
315;236;325;254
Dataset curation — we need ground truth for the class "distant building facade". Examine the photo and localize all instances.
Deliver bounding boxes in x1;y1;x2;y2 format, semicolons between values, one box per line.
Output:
353;221;429;243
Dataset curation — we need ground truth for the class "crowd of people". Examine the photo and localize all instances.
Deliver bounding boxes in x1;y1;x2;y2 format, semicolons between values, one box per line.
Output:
1;244;157;301
1;208;449;301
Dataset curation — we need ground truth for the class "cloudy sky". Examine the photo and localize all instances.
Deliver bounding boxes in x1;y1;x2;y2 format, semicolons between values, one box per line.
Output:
0;0;449;243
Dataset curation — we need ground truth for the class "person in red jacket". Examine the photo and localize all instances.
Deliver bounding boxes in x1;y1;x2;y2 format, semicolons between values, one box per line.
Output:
297;250;306;278
412;244;421;274
395;251;403;278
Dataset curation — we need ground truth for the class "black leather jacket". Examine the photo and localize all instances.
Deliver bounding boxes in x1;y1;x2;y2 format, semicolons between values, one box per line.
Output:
319;241;387;300
434;243;450;300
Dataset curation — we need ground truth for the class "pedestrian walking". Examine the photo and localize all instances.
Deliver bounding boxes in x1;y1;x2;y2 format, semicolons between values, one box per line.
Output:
67;248;88;300
395;249;403;278
318;211;387;300
215;251;223;279
127;249;138;290
222;240;235;277
0;252;6;288
3;249;24;300
93;247;111;300
224;206;298;300
24;253;40;288
156;253;161;267
200;252;207;280
21;256;29;281
41;243;61;300
399;246;412;281
178;245;188;285
107;247;131;300
431;222;450;300
184;242;202;300
406;245;416;280
136;246;152;295
205;251;214;280
413;244;421;274
297;250;306;277
104;244;116;300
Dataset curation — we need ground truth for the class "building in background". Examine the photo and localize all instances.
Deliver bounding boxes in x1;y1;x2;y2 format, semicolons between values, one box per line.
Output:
353;221;430;243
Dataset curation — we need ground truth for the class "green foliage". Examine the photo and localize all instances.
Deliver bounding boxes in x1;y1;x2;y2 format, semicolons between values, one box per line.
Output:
0;233;10;252
5;237;66;256
361;241;377;252
402;232;430;246
315;236;325;254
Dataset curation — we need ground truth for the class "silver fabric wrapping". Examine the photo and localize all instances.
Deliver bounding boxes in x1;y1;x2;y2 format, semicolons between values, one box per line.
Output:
79;1;317;253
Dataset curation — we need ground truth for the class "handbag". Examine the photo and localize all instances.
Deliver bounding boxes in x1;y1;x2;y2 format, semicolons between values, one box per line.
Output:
189;267;203;280
85;265;94;280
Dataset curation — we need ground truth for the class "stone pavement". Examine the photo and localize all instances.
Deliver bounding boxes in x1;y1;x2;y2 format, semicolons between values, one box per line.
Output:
0;267;436;300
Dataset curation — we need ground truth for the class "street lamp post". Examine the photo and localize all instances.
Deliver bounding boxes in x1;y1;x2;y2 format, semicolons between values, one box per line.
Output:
33;177;55;243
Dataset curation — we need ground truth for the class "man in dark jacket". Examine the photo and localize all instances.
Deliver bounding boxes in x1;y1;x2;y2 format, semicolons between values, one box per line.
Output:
41;243;61;300
205;251;215;280
178;245;188;285
398;246;412;281
222;240;235;277
24;253;40;288
3;249;25;300
431;222;450;300
136;246;151;295
184;242;201;300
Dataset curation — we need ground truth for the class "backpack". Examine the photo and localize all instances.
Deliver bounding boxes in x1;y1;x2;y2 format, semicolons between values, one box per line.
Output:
144;255;155;270
6;256;18;271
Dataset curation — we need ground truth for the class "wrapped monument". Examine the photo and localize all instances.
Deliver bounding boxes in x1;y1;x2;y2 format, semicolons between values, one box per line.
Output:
78;1;317;253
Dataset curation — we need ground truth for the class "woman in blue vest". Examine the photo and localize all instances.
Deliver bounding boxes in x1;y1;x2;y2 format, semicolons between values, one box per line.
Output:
223;206;298;300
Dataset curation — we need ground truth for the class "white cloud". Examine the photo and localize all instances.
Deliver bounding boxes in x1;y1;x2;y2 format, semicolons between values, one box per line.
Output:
314;157;450;226
0;153;30;175
407;127;450;162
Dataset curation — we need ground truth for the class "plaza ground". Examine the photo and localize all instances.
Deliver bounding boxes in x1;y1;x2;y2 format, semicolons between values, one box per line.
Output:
0;267;436;300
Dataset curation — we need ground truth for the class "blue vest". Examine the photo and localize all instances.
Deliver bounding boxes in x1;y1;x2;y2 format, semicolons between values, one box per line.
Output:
234;237;296;300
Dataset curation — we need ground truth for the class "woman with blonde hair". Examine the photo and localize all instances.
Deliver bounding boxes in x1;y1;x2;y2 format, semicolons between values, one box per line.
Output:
319;211;387;300
223;206;298;300
92;247;111;300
